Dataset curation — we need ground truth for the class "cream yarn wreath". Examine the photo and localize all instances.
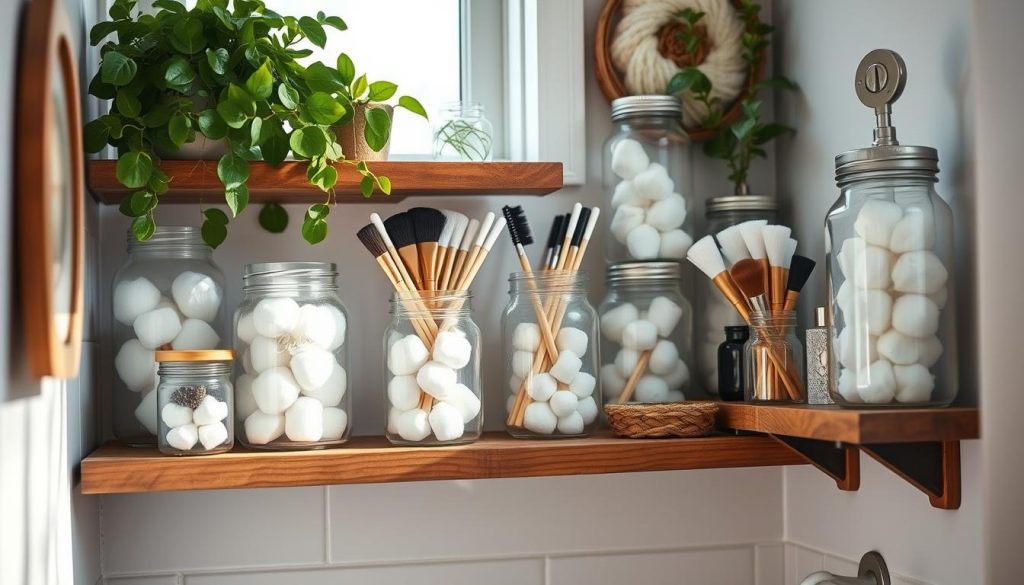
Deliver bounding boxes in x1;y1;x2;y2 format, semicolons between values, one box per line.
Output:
611;0;747;127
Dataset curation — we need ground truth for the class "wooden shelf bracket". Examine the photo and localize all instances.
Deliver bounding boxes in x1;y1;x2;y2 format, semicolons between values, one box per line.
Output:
861;440;961;510
771;435;861;492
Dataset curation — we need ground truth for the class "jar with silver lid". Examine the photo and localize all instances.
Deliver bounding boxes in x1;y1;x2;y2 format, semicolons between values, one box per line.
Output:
603;96;694;264
156;350;234;456
234;262;350;449
827;50;957;407
599;262;693;404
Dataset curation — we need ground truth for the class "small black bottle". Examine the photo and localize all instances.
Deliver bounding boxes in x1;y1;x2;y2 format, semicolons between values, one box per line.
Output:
718;326;749;401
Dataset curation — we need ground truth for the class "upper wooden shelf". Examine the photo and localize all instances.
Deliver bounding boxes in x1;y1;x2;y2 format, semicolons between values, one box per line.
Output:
87;160;564;203
80;431;803;495
716;403;980;444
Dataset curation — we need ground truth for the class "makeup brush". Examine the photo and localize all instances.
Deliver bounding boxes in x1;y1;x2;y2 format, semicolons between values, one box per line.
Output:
737;220;769;299
369;214;439;337
502;205;560;359
357;224;433;344
554;204;583;271
408;207;446;292
383;212;422;290
448;218;479;291
715;224;750;266
542;215;565;271
686;235;751;322
455;212;495;290
563;207;592;270
438;212;468;291
434;210;458;280
456;215;505;292
783;255;816;311
549;214;570;269
762;225;793;312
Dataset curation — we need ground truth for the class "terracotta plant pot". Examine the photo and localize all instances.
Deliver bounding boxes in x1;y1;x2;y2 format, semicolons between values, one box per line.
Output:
335;103;393;161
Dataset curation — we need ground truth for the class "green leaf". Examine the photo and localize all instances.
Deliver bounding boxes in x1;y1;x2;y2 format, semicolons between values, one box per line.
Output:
336;53;355;85
703;130;736;160
153;0;186;14
323;16;347;31
226;184;249;217
216;100;248;129
164;57;196;91
278;83;300;109
170;17;206;54
351;74;367;99
397;96;428;119
90;21;119;46
131;214;156;241
88;71;117;99
363;106;391;152
376;175;392;195
666;67;709;95
731;117;757;141
245;61;274;100
307;203;330;220
116;151;153;189
258;203;289;233
228;83;257;116
304;62;345;93
83;119;110;153
124;190;158;216
204;208;229;225
367;81;397;102
141;105;171;128
359;175;374;197
167;112;191;147
201;217;228;248
289;126;327;158
307;163;337;191
205;48;230;75
100;52;137;86
212;6;235;29
217;153;250;187
753;122;793;145
306;92;345;125
757;76;800;92
301;217;327;244
298;16;327;48
198;109;228;139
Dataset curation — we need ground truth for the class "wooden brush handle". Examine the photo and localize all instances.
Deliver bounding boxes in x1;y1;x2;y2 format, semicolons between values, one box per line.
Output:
783;290;799;312
438;247;458;291
616;350;652;404
770;267;788;312
455;245;483;290
397;245;423;290
449;250;468;291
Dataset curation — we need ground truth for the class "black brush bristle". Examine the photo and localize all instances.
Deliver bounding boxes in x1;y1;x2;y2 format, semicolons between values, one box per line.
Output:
383;212;416;248
571;207;591;246
502;205;534;246
357;224;388;257
787;255;816;292
407;207;445;243
545;215;565;249
557;213;571;242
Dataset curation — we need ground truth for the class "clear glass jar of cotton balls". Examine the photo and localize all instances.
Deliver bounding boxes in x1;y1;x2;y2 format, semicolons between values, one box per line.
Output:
604;95;694;264
156;350;234;456
111;227;228;447
234;263;350;449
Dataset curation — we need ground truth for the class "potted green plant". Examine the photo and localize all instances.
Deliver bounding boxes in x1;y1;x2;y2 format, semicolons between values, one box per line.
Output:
85;0;426;246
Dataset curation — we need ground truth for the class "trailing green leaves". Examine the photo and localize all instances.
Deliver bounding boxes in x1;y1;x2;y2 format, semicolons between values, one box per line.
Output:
298;16;327;49
363;106;391;152
100;51;137;86
368;81;397;102
116;151;153;189
258;203;288;233
289;126;327;159
397;96;428;118
301;203;329;244
306;92;345;125
201;208;229;248
245;61;274;100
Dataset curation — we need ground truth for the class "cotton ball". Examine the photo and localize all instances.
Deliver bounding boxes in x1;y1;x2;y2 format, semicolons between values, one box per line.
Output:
889;207;935;253
837;327;878;370
526;372;557;402
648;296;683;338
876;329;920;365
243;411;284;444
155;297;184;321
397;409;431;442
387;407;403;435
892;294;940;337
509;374;524;393
550;350;584;384
387;335;430;376
165;423;199;451
646;193;687;232
634;376;669;403
663;359;691;389
171;319;221;350
428;402;465;442
576;396;599;424
326;305;347;351
193;395;228;425
611;138;649;179
161;403;193;428
854;200;903;247
665;390;685;402
241;349;255;375
601;364;626;399
253;297;300;338
929;286;948;309
622;320;658;350
837;238;892;289
322;407;348;440
836;368;863;403
659;229;693;259
447;383;481;423
432;330;473;369
113;277;161;326
610;205;645;245
859;360;896;404
557;411;585;435
891;250;949;294
416;361;458;401
388;375;422;410
626;224;662;260
511;350;535;379
115;339;157;392
615;348;642;378
285;396;324;442
836;280;853;316
293;304;337;350
648;340;680;375
569;372;596;398
290;347;336;391
505;394;517;414
235;374;258;420
523;402;557;435
302;363;346;407
611;179;648;208
893;363;935;403
601;303;639;343
915;336;943;367
249;335;290;373
556;327;589;357
132;390;159;435
633;163;674;201
236;313;257;344
198;422;228;450
513;323;541;352
863;289;893;335
549;390;579;417
252;367;300;415
134;307;183;349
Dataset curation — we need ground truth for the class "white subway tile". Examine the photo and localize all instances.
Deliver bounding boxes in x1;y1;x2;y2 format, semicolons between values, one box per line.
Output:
106;576;177;585
548;547;753;585
755;543;784;585
822;553;858;576
784;543;823;584
184;559;543;585
73;487;102;585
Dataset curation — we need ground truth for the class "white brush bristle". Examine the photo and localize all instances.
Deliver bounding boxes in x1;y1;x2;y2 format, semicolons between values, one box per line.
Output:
716;225;750;266
738;220;768;259
783;238;798;269
460;219;480;251
686;235;726;279
438;210;458;247
762;225;792;267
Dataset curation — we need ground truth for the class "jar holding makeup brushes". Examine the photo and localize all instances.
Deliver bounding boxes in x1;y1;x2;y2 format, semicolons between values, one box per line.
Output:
385;290;482;446
502;271;600;438
744;310;804;403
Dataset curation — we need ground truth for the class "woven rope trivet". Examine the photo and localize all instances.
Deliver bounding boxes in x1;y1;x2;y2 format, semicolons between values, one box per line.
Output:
604;401;719;438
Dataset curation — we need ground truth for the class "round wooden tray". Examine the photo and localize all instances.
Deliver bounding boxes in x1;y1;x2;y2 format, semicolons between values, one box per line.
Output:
604;401;720;438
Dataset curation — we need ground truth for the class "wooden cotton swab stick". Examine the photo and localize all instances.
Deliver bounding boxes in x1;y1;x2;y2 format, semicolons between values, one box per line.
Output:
501;205;561;359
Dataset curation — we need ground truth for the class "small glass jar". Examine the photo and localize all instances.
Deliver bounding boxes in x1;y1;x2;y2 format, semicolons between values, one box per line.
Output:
156;350;234;456
503;272;600;438
744;311;805;403
234;263;350;450
385;291;482;446
599;262;692;405
111;226;228;447
717;326;749;401
603;95;694;264
432;102;494;161
695;196;777;393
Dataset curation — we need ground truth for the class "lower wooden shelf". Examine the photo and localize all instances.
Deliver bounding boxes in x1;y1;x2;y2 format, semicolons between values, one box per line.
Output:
80;431;804;495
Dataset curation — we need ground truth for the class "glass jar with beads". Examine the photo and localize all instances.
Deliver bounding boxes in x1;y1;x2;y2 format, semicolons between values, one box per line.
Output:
233;263;351;450
156;350;234;456
599;262;693;406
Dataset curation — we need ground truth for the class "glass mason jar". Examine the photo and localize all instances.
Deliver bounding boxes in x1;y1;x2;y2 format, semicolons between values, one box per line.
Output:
695;196;777;393
432;102;494;161
603;95;694;264
598;262;692;405
745;311;805;403
111;226;228;447
234;263;350;450
156;350;234;456
503;272;600;438
385;291;482;446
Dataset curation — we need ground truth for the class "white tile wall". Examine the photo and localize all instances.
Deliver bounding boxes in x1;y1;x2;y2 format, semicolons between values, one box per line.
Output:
548;547;753;585
185;559;544;585
783;543;933;585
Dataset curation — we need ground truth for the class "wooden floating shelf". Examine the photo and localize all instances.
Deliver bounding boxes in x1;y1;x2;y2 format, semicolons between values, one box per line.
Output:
80;431;804;495
87;160;564;203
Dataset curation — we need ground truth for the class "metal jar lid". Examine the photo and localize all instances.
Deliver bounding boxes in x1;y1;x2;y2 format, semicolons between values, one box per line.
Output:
243;262;338;289
611;95;683;121
606;261;681;284
706;195;778;216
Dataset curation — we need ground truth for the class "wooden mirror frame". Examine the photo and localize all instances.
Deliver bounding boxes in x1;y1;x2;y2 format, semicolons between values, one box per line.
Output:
16;0;85;378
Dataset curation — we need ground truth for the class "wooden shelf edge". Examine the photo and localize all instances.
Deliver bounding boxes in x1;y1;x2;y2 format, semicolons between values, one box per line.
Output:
87;160;564;203
81;431;804;495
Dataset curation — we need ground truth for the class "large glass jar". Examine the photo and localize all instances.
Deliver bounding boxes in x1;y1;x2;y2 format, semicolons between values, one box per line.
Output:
234;263;350;449
432;102;494;161
111;227;228;447
695;196;777;393
385;291;482;446
503;272;600;438
603;95;694;264
599;262;693;405
745;311;805;403
156;350;234;456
